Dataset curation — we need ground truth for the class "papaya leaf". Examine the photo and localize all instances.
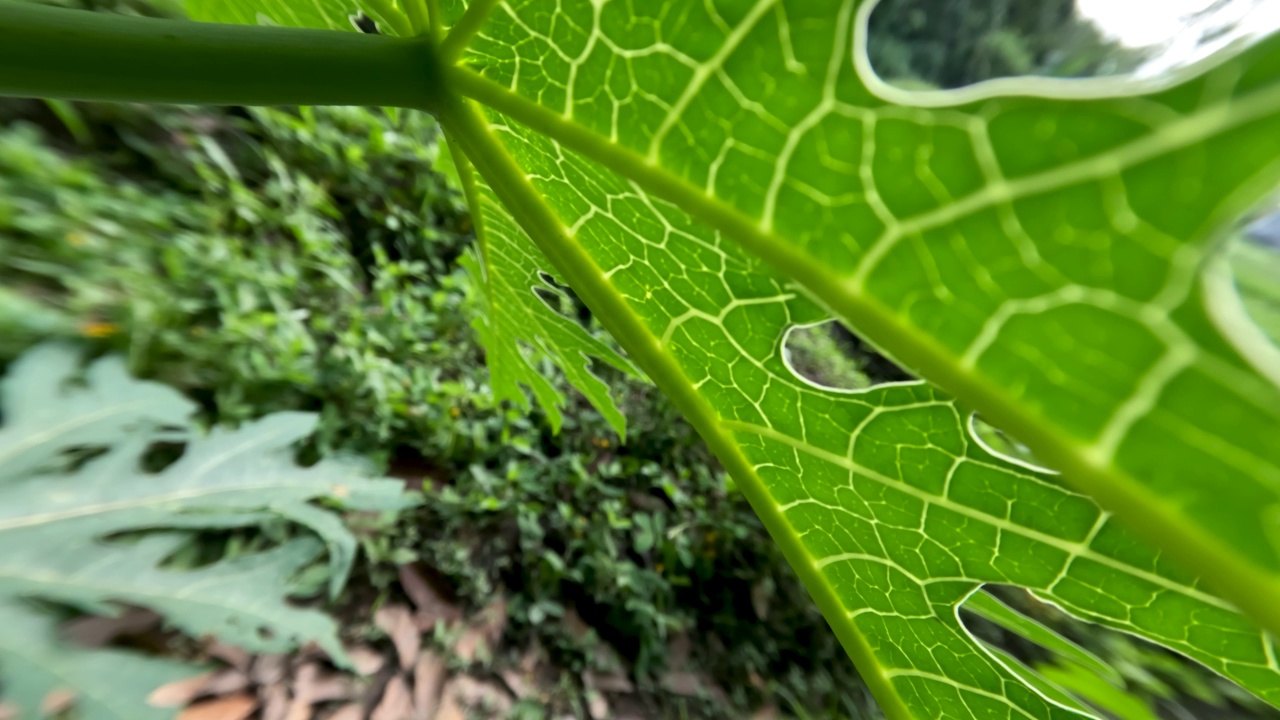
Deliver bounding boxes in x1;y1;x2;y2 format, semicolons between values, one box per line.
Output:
443;0;1280;636
435;101;1280;717
458;175;637;438
0;345;416;717
0;600;199;720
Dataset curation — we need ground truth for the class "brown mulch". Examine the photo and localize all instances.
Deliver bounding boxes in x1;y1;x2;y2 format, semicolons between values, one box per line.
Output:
5;564;774;720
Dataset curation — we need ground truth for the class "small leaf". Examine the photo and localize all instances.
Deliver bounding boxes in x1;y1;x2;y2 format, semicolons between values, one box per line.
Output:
0;601;199;720
1038;661;1160;720
0;346;415;715
176;694;258;720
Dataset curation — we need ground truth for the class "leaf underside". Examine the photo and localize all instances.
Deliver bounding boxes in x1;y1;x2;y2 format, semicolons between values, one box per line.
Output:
174;0;1280;717
0;346;413;719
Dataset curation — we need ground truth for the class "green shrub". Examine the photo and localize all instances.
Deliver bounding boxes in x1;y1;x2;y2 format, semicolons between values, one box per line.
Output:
0;100;885;717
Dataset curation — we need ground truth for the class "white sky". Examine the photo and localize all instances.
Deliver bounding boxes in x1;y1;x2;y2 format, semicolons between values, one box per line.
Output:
1076;0;1280;74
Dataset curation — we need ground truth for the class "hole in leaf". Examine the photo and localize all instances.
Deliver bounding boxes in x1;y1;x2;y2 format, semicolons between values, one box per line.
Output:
1204;198;1280;388
864;0;1280;90
957;587;1130;717
349;12;378;34
956;585;1269;718
781;321;913;391
782;322;871;391
532;270;594;327
1229;208;1280;348
967;413;1057;474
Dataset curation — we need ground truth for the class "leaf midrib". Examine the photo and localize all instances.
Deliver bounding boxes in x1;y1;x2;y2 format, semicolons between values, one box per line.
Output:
447;63;1280;635
433;91;919;720
0;565;298;620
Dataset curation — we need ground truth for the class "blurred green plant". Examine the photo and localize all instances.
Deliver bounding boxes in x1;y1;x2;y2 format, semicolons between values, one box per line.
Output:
0;343;414;720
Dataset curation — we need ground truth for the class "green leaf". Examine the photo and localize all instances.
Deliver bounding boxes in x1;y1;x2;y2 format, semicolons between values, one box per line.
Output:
1231;235;1280;343
963;591;1121;687
185;0;412;38
0;600;199;720
0;345;415;714
436;91;1280;719
446;0;1280;639
459;180;636;437
0;344;195;479
1037;661;1159;720
382;4;1280;718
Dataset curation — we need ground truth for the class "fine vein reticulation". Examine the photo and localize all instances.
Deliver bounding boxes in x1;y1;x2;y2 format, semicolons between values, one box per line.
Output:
438;0;1280;716
448;0;1280;634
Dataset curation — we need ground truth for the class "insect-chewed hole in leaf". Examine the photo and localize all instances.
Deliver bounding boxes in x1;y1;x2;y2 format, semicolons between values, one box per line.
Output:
956;585;1266;718
781;321;912;391
1223;207;1280;348
863;0;1278;91
140;440;188;474
957;587;1133;717
967;413;1057;475
349;13;378;34
533;270;594;328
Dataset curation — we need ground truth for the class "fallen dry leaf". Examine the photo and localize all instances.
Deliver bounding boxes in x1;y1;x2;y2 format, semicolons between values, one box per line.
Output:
371;675;413;720
454;597;507;664
285;699;313;720
41;690;74;716
412;651;447;720
452;627;485;664
584;671;633;694
560;607;591;640
296;642;329;664
177;694;257;720
374;604;421;670
667;633;691;668
252;654;290;686
660;671;701;696
285;665;324;720
0;703;14;720
201;669;253;697
64;607;161;648
261;682;290;720
433;687;467;720
148;671;217;707
498;669;531;700
751;581;771;620
500;642;546;699
447;676;512;716
326;703;363;720
294;662;356;704
346;644;387;677
207;642;252;671
587;691;609;720
399;565;461;629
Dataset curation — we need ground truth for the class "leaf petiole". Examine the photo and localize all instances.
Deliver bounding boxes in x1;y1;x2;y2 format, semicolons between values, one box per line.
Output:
0;1;442;110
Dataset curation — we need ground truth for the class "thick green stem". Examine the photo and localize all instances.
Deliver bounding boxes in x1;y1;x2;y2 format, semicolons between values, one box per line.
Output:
0;1;442;109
